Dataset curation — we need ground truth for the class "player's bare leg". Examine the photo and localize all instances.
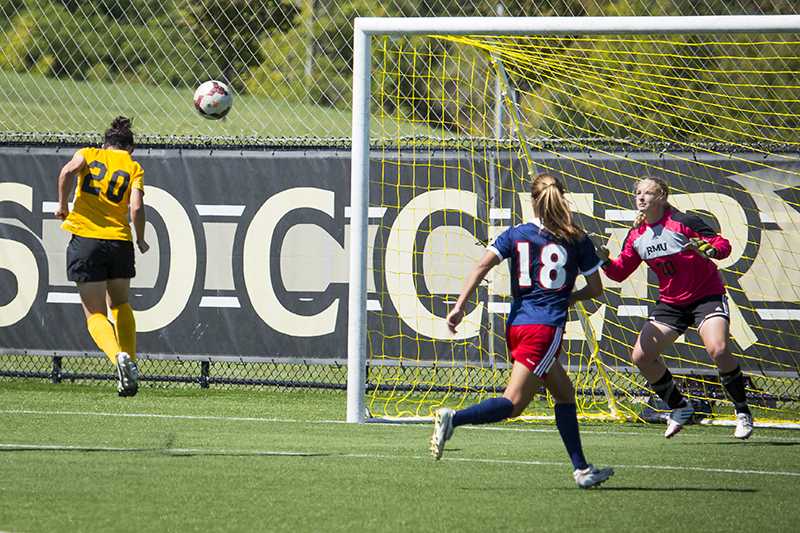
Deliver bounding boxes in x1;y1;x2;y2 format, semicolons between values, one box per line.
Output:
502;361;541;417
699;317;752;439
633;322;692;438
631;321;680;384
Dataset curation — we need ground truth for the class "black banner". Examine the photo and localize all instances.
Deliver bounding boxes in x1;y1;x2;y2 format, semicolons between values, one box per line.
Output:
0;147;798;371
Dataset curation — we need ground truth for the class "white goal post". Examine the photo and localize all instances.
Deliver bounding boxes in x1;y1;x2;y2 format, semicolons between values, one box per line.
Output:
347;15;800;423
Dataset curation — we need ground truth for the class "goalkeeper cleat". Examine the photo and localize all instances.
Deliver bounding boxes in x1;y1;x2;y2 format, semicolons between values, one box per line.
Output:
573;464;614;489
664;402;694;438
734;412;754;440
116;352;139;397
430;408;455;460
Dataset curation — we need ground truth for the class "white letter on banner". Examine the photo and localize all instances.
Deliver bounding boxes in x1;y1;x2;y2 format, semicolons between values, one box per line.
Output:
0;183;38;326
670;193;747;270
243;187;338;336
670;192;755;349
134;186;197;332
386;189;482;340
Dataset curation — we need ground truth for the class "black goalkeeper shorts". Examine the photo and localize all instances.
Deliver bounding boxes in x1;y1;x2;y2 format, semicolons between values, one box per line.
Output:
648;294;729;334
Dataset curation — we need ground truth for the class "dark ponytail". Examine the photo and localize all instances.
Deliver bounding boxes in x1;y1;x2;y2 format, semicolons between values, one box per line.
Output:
104;116;134;149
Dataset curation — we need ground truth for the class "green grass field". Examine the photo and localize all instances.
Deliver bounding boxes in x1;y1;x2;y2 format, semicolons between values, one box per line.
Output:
2;380;799;532
1;70;442;140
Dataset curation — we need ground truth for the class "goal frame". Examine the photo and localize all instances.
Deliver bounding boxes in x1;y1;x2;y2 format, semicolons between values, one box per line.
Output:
347;15;800;423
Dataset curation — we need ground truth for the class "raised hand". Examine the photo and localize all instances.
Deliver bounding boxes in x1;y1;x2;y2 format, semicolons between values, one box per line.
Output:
685;237;717;259
446;306;465;334
54;204;69;220
598;245;611;265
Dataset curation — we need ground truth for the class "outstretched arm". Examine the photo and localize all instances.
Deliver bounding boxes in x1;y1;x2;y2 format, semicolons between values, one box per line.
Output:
600;231;642;282
446;250;501;334
55;151;85;220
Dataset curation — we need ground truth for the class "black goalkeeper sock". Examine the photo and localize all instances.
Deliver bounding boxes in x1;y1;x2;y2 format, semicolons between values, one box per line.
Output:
650;369;688;409
720;365;751;415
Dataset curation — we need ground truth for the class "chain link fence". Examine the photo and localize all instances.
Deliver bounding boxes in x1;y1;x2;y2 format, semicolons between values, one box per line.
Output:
1;1;799;141
2;1;800;404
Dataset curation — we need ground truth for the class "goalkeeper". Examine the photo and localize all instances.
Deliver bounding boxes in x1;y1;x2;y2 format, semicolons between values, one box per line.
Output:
598;176;753;439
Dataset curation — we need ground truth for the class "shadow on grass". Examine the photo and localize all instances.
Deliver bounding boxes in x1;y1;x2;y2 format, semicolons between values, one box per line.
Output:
566;487;758;493
0;445;330;458
681;441;800;447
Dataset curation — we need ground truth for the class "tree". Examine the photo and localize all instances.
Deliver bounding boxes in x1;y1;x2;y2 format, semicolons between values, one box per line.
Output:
176;0;299;90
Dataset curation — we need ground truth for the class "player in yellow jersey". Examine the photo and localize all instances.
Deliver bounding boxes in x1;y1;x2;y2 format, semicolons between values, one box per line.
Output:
55;117;149;397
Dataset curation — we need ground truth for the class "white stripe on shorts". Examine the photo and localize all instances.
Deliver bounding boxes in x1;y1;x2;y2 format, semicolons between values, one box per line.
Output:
533;326;563;378
698;294;730;332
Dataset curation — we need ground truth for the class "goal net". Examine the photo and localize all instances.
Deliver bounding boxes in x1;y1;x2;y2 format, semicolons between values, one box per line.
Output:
349;17;800;425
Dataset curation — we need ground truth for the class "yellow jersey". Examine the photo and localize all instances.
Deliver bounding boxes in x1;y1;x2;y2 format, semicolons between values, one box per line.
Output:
61;147;145;241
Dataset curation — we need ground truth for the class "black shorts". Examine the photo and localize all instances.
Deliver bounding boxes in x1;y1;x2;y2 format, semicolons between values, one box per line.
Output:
66;234;135;283
648;294;730;334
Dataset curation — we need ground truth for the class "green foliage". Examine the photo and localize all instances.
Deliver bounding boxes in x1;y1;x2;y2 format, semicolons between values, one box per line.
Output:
0;11;36;71
176;0;300;90
305;0;416;108
246;18;310;102
0;0;300;90
56;0;170;23
2;0;800;127
1;70;441;138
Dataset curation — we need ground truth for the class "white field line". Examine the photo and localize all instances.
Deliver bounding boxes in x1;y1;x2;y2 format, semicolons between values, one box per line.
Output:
1;442;799;478
4;408;800;442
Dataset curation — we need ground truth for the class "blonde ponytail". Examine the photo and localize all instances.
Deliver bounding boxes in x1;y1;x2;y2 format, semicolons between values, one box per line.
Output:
531;174;583;242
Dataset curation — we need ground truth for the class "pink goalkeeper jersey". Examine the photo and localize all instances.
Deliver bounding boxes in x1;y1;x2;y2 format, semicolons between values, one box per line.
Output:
603;207;731;305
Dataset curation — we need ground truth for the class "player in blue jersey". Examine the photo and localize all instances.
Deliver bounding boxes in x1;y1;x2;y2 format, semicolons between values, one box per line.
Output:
429;174;614;489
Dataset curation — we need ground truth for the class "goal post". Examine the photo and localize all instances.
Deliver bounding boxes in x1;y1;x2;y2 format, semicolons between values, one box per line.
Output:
348;16;800;424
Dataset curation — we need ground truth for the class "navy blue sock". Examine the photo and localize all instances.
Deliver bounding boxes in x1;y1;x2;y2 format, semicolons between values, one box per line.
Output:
452;397;513;427
554;403;588;471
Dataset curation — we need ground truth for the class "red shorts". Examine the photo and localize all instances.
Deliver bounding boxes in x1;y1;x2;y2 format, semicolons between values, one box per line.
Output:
506;324;563;377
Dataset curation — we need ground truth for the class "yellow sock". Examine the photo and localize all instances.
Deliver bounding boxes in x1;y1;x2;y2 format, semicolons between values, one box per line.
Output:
87;313;121;364
111;303;137;361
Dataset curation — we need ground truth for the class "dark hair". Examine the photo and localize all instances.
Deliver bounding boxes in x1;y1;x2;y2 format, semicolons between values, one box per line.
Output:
104;116;134;149
531;173;583;242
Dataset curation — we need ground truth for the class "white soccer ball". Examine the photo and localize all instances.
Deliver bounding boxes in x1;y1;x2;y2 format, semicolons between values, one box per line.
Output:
193;80;233;120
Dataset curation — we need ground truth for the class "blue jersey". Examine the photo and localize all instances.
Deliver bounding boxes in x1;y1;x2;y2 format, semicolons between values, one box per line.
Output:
489;220;602;327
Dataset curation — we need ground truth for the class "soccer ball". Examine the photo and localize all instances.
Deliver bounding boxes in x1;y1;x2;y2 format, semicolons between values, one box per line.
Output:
193;80;233;120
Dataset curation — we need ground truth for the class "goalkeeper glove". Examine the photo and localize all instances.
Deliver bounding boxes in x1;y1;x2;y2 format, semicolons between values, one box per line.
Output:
598;245;611;267
689;237;717;259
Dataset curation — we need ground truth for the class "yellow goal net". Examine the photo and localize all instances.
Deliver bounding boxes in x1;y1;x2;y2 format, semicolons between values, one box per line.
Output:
352;22;800;426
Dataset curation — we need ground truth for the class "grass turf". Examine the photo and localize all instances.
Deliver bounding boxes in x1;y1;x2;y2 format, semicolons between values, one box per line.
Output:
1;380;799;532
1;70;443;140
